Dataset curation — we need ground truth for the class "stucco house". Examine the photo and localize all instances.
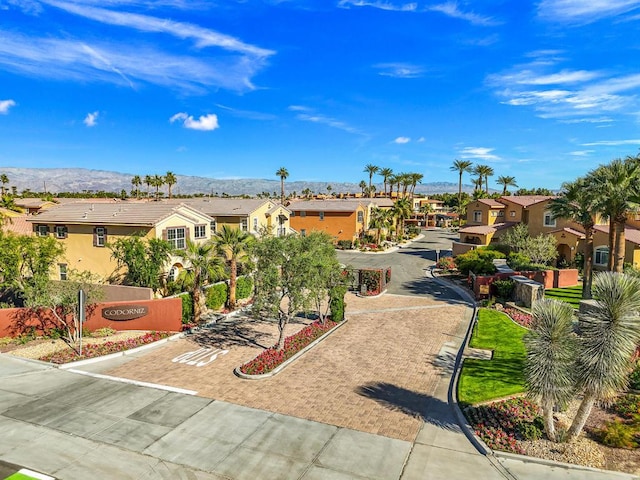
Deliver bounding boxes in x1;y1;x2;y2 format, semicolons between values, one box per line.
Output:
288;199;368;242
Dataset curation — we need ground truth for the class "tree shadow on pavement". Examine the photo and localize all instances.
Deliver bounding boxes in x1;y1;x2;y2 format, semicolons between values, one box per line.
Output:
189;318;273;350
400;276;467;305
356;382;461;432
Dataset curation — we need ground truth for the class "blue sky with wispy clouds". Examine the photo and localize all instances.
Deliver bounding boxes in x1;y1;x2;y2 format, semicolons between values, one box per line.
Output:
1;0;640;189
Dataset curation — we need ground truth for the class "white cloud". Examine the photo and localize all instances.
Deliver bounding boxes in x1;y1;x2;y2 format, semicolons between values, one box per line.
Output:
537;0;640;23
337;0;417;12
0;99;16;114
459;146;500;161
170;112;219;131
375;62;424;78
417;136;425;142
427;2;500;26
394;136;410;144
292;106;366;136
569;150;594;156
581;139;640;146
83;111;99;127
215;104;276;121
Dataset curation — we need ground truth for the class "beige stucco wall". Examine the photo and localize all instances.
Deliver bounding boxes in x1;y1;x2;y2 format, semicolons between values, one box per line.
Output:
466;202;504;226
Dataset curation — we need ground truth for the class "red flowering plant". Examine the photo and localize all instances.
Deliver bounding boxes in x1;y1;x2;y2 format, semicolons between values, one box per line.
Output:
503;308;533;328
39;331;173;364
240;320;338;375
464;397;543;454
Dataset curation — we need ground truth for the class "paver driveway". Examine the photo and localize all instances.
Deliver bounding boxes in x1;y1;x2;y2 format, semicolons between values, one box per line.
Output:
105;290;472;442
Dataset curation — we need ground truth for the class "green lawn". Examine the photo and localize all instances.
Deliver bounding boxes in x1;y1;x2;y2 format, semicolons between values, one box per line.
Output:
458;309;527;406
544;284;583;309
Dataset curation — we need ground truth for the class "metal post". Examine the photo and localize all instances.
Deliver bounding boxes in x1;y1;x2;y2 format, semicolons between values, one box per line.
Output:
78;289;85;356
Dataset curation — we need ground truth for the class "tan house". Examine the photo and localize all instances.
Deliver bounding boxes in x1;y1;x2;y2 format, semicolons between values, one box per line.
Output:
592;225;640;269
14;198;58;215
288;199;368;242
466;199;506;226
27;202;215;281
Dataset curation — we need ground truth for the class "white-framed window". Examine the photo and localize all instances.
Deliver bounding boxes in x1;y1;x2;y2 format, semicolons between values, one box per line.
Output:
94;227;106;247
54;225;68;239
210;220;217;234
36;225;49;237
473;210;482;223
594;246;609;266
241;218;248;231
167;227;186;250
510;211;516;218
253;217;258;231
357;211;364;223
543;211;556;227
319;211;325;221
58;263;68;281
168;265;179;282
194;225;206;239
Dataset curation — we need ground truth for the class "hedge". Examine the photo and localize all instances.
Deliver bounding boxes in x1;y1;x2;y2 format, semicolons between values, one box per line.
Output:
236;276;253;300
206;283;228;310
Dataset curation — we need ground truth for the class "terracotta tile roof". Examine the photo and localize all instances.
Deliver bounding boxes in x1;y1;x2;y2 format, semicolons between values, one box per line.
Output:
498;195;556;208
1;215;33;236
594;224;640;245
288;199;366;212
13;198;55;208
459;222;516;235
475;199;505;208
174;198;271;216
549;227;586;239
26;202;210;226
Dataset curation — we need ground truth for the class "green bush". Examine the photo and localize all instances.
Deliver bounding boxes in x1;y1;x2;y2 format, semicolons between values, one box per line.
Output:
507;252;532;271
611;394;640;419
329;285;347;322
597;419;639;448
91;327;117;337
236;276;253;300
454;249;504;275
493;279;515;300
406;225;420;236
359;269;382;294
437;256;456;271
517;418;544;441
206;283;228;310
180;293;193;324
630;360;640;390
336;240;353;250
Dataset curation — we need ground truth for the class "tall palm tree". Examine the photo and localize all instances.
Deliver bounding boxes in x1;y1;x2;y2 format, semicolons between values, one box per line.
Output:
496;175;518;195
474;165;494;193
165;171;177;199
276;167;289;204
587;158;640;272
364;164;379;198
369;207;393;244
549;178;598;299
151;174;164;201
391;197;412;240
525;299;577;442
358;180;367;195
379;167;394;197
302;188;312;199
0;174;9;196
567;272;640;441
213;225;254;309
144;175;152;199
131;175;142;200
178;240;225;323
450;160;473;209
409;173;423;199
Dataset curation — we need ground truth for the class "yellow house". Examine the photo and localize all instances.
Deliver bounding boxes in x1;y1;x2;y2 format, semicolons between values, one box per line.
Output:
592;225;640;269
27;202;215;281
288;199;368;242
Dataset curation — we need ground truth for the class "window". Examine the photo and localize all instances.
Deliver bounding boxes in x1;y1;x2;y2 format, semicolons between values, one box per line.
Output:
194;224;206;239
357;211;364;223
510;211;516;217
94;227;107;247
167;227;186;249
36;225;49;237
473;210;482;223
300;229;306;237
498;211;504;217
543;211;556;227
210;220;217;234
290;211;295;217
300;211;306;218
594;246;609;266
58;263;68;281
54;226;67;239
253;217;258;231
168;265;179;282
319;211;325;221
241;218;248;231
490;211;498;217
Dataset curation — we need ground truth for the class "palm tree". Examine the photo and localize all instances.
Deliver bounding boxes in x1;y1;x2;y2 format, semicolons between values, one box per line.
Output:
524;299;577;442
302;188;312;199
409;173;423;199
178;240;225;323
473;165;494;193
496;175;518;195
276;167;289;204
369;207;392;244
144;175;152;199
365;185;376;198
131;175;142;200
0;174;9;196
567;272;640;441
165;171;177;199
450;160;473;209
326;185;333;196
379;167;393;197
151;174;164;201
549;178;598;299
213;225;254;309
364;164;379;198
587;157;640;272
391;197;412;240
358;180;367;195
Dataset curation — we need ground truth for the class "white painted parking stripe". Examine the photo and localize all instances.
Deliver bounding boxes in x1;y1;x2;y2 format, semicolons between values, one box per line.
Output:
67;369;197;395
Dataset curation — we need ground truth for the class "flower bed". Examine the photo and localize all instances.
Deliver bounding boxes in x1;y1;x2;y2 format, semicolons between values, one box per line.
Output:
464;397;543;454
239;320;338;375
39;331;173;364
503;307;533;328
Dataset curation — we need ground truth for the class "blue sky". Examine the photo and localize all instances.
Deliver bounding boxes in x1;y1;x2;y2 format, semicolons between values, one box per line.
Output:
2;0;640;190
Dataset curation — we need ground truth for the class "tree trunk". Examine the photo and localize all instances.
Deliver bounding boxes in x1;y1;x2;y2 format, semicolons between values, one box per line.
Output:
276;314;287;350
193;289;202;323
567;393;596;441
608;222;616;271
582;226;594;299
542;397;556;442
458;172;462;210
229;259;237;309
614;217;626;273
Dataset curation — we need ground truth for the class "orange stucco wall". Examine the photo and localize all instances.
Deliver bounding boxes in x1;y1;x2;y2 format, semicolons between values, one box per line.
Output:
290;210;364;241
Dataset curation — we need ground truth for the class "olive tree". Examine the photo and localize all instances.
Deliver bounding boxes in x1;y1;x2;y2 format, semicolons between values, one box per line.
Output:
109;234;173;292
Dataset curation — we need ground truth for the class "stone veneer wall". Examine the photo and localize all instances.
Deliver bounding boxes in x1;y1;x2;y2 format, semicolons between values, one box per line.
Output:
512;275;544;308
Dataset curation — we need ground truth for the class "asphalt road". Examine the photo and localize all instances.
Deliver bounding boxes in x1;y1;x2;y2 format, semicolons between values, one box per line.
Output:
337;228;462;299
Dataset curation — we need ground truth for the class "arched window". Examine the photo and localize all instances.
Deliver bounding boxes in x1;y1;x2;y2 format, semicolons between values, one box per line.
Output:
594;246;609;266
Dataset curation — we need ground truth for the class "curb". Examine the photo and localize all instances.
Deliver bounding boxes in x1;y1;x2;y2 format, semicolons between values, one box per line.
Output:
355;289;388;298
234;319;348;379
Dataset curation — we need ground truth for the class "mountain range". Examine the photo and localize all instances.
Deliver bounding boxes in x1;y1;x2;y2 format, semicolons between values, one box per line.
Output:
0;167;474;196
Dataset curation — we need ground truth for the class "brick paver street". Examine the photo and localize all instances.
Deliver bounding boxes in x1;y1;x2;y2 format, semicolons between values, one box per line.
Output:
106;292;472;442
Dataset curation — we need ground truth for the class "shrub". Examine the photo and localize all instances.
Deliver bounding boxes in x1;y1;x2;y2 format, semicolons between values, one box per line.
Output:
359;269;382;294
455;249;504;275
437;256;456;272
385;267;391;284
493;279;515;300
507;252;532;271
236;276;253;300
406;225;420;236
91;327;117;337
630;361;640;390
180;293;193;324
336;240;353;250
610;394;640;419
206;283;228;310
597;420;639;449
329;285;347;322
517;418;544;441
